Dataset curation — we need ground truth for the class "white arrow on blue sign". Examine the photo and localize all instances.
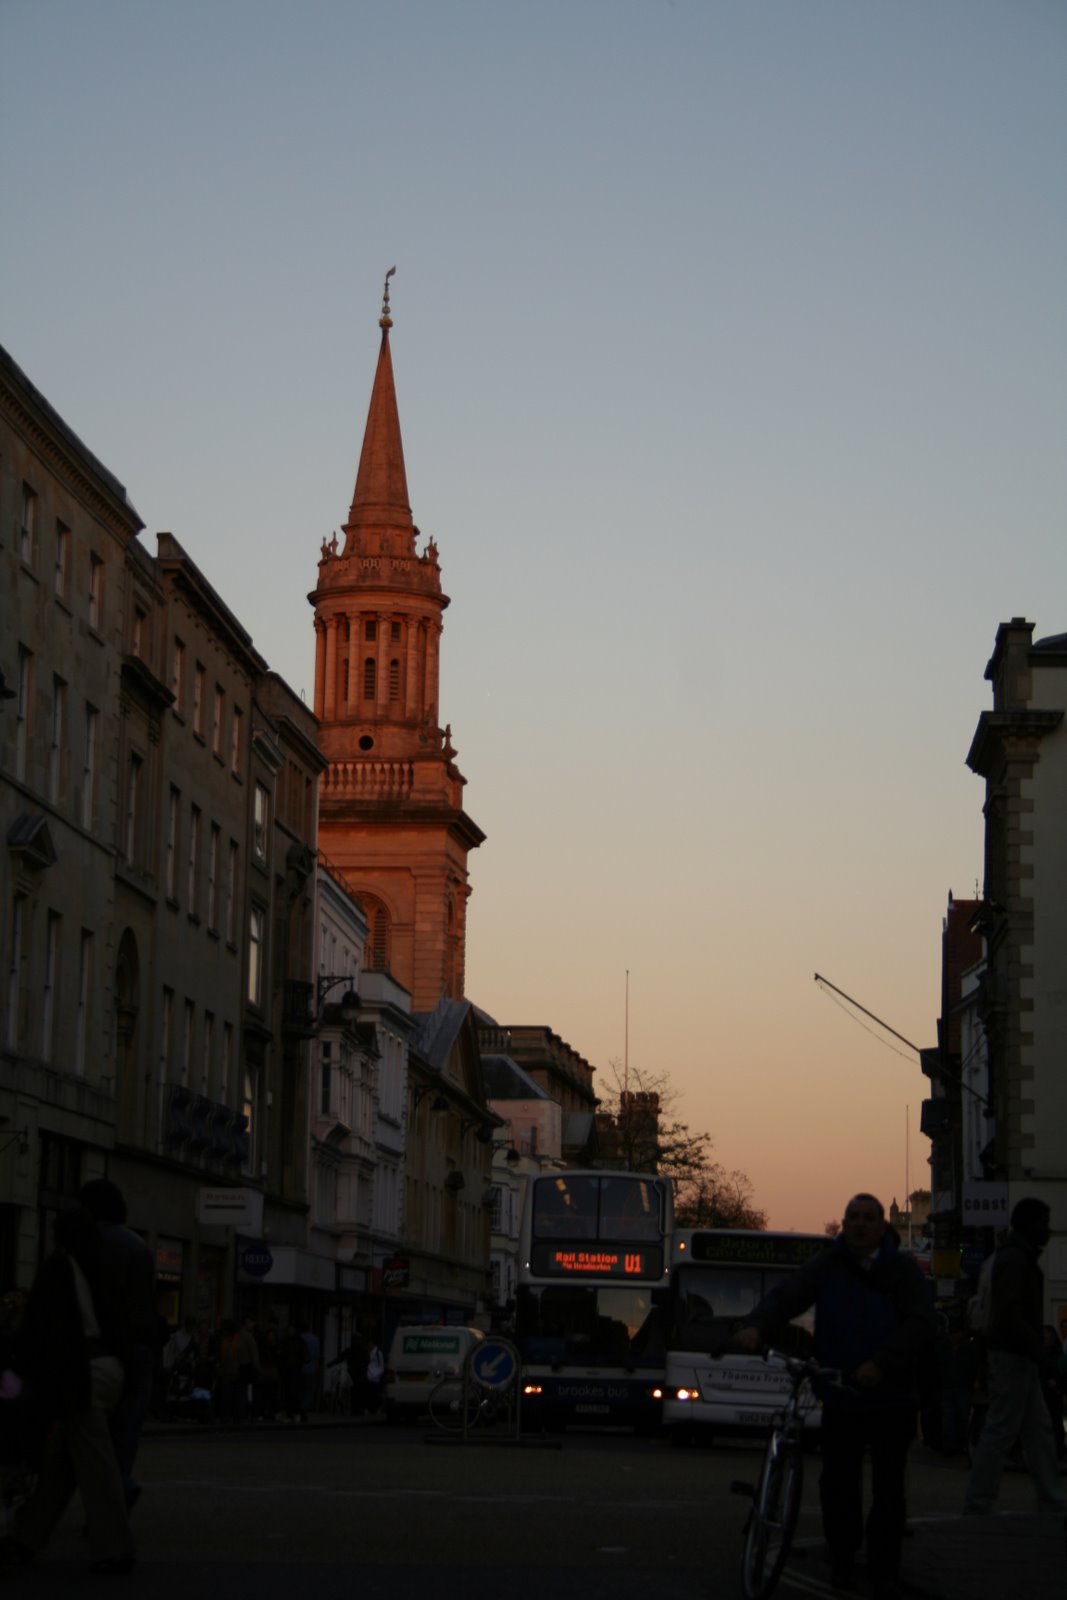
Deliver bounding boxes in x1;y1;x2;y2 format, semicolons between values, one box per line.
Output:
469;1338;518;1392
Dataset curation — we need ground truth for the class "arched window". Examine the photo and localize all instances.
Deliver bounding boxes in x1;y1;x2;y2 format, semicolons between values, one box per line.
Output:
359;893;391;973
363;657;376;700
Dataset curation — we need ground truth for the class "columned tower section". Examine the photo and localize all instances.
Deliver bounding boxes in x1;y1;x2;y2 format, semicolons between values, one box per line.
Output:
309;280;484;1011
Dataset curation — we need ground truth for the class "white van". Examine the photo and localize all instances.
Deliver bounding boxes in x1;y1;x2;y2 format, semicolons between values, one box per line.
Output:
384;1325;485;1424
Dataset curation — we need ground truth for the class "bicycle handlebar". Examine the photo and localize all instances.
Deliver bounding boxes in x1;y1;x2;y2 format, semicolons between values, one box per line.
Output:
763;1349;843;1387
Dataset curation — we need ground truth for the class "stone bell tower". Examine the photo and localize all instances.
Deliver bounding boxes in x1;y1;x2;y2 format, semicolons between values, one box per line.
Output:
309;273;484;1009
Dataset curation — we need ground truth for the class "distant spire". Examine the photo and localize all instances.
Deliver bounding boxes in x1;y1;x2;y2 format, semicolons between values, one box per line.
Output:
346;268;413;544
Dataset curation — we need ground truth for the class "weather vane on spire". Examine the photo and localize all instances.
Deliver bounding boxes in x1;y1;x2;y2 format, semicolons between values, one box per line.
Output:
380;265;396;328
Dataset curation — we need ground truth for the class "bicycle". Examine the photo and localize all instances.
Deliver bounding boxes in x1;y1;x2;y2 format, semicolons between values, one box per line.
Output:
427;1366;503;1433
733;1350;839;1600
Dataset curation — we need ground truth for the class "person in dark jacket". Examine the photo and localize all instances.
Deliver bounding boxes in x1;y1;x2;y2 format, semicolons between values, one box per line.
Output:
0;1208;134;1574
964;1197;1064;1515
78;1178;157;1507
735;1194;934;1599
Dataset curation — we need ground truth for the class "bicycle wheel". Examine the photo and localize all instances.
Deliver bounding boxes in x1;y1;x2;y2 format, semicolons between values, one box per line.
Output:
741;1441;803;1600
428;1376;466;1432
466;1389;500;1430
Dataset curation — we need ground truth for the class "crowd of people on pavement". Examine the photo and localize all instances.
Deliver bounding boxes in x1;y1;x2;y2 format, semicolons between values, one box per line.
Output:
158;1314;384;1425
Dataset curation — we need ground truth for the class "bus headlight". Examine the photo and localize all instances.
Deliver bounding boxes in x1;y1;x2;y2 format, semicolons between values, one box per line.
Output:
651;1387;664;1401
674;1386;702;1403
523;1383;543;1397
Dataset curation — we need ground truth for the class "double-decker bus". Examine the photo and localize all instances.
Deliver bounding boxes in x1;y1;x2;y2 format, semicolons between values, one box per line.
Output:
665;1228;826;1442
515;1170;673;1431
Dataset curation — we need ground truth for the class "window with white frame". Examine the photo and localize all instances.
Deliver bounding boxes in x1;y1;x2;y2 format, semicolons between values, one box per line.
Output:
15;646;32;784
54;522;71;600
74;930;92;1075
81;705;98;829
212;686;224;756
19;483;38;565
242;1062;259;1172
226;841;238;943
192;663;205;735
207;823;220;931
88;554;104;631
171;638;185;713
182;1000;194;1086
161;987;173;1085
222;1022;233;1104
253;783;269;862
7;895;26;1049
247;906;265;1005
165;787;180;900
48;676;66;805
320;1041;333;1116
231;705;242;775
41;911;60;1064
202;1012;214;1097
187;805;201;916
124;753;142;863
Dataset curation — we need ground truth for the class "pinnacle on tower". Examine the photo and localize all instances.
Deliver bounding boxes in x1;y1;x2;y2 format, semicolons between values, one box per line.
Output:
344;267;414;555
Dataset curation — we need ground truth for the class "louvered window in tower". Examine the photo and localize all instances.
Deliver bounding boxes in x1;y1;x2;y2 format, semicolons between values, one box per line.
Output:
363;657;376;700
389;659;400;701
369;907;389;971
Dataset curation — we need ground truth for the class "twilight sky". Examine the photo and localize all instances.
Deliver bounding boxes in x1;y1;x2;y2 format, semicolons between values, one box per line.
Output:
4;0;1065;1231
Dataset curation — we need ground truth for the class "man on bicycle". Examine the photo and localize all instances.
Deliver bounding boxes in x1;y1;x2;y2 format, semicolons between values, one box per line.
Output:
735;1193;934;1600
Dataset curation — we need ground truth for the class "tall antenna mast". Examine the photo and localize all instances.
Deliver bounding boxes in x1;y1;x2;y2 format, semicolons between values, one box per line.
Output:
624;969;630;1097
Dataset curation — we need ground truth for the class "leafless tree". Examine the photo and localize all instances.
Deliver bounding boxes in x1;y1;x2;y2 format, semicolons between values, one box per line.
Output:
597;1062;766;1229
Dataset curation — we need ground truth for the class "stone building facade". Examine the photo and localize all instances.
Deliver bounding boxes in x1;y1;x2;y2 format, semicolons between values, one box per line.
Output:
965;618;1067;1322
1;345;325;1326
1;342;147;1285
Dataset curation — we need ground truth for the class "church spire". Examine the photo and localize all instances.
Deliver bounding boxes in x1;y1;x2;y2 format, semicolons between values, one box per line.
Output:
310;276;484;1010
344;267;413;554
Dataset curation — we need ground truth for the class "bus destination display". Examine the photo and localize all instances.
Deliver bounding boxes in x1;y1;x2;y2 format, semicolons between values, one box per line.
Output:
687;1233;825;1267
530;1243;664;1279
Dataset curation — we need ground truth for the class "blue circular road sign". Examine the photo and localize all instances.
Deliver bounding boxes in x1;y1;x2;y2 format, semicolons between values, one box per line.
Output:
469;1338;519;1392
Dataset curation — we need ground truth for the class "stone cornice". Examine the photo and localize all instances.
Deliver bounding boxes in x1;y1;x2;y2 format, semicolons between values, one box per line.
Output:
966;708;1063;779
157;533;266;676
120;653;175;715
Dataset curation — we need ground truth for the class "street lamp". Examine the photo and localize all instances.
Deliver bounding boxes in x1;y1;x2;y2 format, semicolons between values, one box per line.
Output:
316;974;360;1024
